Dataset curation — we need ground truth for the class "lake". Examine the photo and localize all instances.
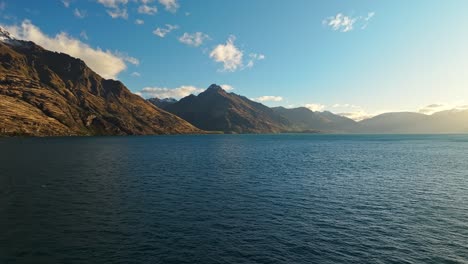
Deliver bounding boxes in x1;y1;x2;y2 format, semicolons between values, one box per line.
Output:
1;134;468;263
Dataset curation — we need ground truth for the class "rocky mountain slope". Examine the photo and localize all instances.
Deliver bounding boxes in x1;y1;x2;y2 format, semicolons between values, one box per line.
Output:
0;27;201;136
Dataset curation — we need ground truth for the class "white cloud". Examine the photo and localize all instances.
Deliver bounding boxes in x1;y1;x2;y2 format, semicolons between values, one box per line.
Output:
80;30;88;40
179;32;210;47
135;19;144;25
131;71;141;77
305;103;326;112
153;24;178;38
138;4;157;15
158;0;179;13
97;0;128;8
107;8;128;19
138;85;204;99
254;96;283;102
220;84;234;91
74;8;86;18
323;12;375;32
209;35;243;72
3;20;136;79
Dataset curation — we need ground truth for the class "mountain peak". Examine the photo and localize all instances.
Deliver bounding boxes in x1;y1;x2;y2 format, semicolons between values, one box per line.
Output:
206;84;224;92
0;26;15;42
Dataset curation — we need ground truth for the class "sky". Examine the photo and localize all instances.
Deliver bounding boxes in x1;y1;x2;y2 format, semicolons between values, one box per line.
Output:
1;0;468;120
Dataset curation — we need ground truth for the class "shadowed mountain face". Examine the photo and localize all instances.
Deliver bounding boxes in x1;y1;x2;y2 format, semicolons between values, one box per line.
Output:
272;106;358;133
161;84;290;133
0;29;200;136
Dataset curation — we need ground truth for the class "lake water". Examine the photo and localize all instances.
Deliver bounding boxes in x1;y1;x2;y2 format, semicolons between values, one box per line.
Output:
1;134;468;263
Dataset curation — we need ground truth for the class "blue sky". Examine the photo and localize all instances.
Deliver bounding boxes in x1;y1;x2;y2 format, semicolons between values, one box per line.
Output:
1;0;468;120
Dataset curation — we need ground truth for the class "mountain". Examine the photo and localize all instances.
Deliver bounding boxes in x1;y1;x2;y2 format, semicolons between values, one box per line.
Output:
147;97;177;109
272;106;357;133
359;110;468;134
162;84;290;133
358;112;429;133
0;27;201;136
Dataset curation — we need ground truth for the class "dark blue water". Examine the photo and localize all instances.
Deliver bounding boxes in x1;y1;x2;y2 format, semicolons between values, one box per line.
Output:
1;134;468;263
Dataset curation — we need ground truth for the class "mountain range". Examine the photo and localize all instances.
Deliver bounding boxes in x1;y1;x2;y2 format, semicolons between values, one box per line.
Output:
151;90;468;134
1;27;467;136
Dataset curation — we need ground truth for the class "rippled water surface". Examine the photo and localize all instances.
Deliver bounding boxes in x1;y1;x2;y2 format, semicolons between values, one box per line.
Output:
1;134;468;263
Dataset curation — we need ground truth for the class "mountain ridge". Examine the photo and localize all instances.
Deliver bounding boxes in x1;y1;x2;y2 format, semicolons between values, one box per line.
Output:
0;29;201;136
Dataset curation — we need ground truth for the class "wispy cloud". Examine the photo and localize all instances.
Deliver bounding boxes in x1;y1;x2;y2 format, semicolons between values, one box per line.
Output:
80;30;88;40
210;35;243;72
73;8;87;18
418;103;468;115
97;0;128;8
246;53;265;68
107;8;128;19
338;111;373;121
254;96;283;102
131;71;141;77
138;85;204;99
3;20;137;79
97;0;129;19
138;4;157;15
158;0;179;13
331;103;373;121
323;12;375;32
61;0;71;8
135;19;144;25
116;52;139;65
153;24;178;37
179;32;210;47
361;12;375;29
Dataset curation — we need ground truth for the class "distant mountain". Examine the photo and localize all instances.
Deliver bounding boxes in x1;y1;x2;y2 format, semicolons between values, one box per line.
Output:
359;110;468;133
0;27;200;136
358;112;429;133
147;97;177;109
162;84;290;133
272;106;357;133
